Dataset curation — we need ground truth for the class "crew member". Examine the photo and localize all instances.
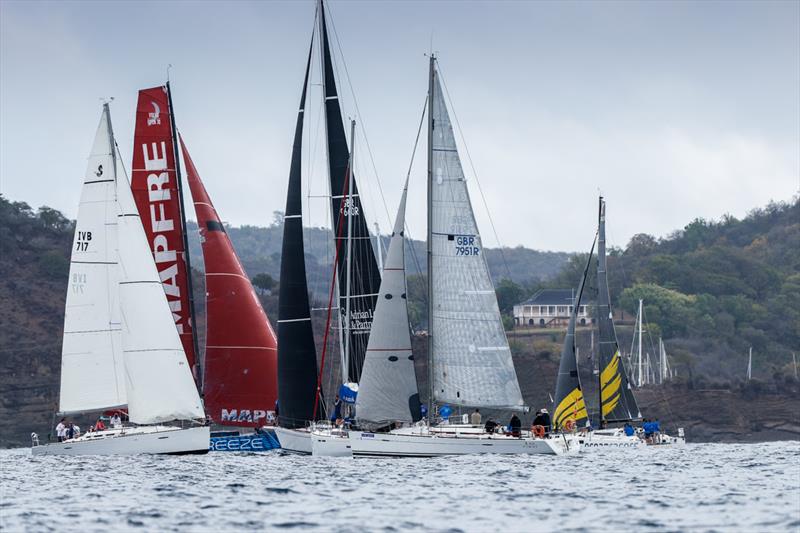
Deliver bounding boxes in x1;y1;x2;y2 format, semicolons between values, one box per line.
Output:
509;414;521;437
532;409;552;434
470;409;481;426
55;418;66;442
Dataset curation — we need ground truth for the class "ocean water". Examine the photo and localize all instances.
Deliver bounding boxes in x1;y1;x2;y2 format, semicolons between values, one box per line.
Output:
1;442;798;532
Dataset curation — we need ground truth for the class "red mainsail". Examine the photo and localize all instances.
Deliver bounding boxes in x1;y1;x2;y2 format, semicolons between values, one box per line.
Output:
130;86;198;376
180;137;278;427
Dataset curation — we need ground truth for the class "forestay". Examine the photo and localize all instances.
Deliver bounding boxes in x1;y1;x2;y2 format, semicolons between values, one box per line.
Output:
356;180;421;429
429;63;525;411
117;158;204;425
59;104;126;414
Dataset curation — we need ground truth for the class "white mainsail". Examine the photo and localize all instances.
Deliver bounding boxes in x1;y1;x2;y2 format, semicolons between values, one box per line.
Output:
116;141;204;425
59;105;126;414
429;63;525;411
355;180;419;428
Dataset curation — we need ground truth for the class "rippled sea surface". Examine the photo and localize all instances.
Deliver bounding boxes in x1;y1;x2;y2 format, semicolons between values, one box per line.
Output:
2;442;799;532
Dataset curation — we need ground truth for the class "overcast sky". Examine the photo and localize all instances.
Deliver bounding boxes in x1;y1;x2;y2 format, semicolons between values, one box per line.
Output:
1;0;798;252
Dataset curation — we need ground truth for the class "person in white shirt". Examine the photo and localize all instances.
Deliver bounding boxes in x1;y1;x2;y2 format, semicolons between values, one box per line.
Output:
111;414;122;428
55;418;66;442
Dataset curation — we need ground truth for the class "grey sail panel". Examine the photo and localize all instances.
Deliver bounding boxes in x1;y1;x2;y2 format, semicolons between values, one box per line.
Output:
429;64;525;411
355;180;421;429
597;197;641;422
552;236;596;429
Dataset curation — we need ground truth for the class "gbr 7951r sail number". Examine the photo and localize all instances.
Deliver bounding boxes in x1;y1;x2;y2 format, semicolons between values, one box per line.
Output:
455;235;479;256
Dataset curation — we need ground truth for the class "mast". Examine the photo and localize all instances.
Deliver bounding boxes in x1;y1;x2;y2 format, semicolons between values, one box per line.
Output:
637;299;643;387
343;118;356;384
166;81;202;395
426;53;435;421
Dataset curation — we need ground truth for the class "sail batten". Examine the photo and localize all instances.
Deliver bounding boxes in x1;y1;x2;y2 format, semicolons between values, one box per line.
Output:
181;138;278;427
428;61;525;411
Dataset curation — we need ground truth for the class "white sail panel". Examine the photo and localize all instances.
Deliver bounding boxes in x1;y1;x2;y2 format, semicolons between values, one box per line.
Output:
117;165;204;424
429;67;525;410
59;106;126;413
356;181;419;428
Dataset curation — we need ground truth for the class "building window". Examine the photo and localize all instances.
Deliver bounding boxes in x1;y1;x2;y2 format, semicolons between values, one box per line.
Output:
569;305;574;314
539;319;545;326
580;318;586;326
528;319;534;326
579;305;586;315
548;306;555;315
557;305;568;315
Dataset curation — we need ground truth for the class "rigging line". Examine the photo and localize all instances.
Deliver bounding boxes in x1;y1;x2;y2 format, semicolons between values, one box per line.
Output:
403;94;430;290
435;61;513;281
325;4;392;230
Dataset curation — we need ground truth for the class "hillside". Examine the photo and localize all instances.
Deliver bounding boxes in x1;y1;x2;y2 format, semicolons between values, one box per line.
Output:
0;194;797;447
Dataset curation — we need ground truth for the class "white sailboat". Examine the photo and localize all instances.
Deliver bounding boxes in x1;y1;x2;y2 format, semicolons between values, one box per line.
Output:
349;56;579;457
31;104;209;456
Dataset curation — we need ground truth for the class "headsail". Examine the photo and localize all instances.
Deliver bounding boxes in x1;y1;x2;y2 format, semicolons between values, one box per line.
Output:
356;179;421;429
597;197;641;422
181;138;278;427
428;59;525;411
552;236;596;430
59;104;126;414
277;41;320;429
130;86;199;379
319;2;381;384
117;146;204;425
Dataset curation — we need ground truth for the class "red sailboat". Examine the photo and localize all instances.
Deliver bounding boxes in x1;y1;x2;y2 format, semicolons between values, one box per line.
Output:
180;137;279;433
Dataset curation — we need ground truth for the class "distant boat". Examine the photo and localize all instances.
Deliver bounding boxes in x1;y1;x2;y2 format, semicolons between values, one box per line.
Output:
551;197;684;448
180;137;280;452
31;104;208;456
349;55;579;457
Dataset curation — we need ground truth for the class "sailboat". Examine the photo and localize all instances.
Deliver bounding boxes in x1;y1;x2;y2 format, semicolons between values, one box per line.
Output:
553;197;684;448
31;104;209;456
180;138;280;452
349;55;579;457
275;0;381;455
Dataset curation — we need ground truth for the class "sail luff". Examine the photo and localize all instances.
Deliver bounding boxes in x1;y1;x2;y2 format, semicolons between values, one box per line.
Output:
597;197;641;422
277;40;320;429
181;138;278;427
319;1;381;384
59;104;126;414
428;60;525;411
552;235;596;429
355;178;421;428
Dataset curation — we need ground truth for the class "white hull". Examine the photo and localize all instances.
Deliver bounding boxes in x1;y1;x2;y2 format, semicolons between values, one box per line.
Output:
31;425;209;456
350;427;580;457
311;427;352;457
274;426;312;455
579;428;686;449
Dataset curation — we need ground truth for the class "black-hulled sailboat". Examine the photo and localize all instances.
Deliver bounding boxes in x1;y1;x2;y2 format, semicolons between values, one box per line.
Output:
552;197;685;447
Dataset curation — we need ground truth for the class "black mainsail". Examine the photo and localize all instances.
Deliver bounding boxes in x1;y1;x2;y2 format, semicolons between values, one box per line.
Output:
319;2;381;384
277;43;320;429
597;197;641;423
552;235;596;430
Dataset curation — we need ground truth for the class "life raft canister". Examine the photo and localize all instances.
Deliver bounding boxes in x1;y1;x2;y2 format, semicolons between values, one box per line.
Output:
532;425;545;438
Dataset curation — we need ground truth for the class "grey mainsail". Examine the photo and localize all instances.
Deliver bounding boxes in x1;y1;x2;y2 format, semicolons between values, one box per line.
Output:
355;180;421;428
428;59;525;411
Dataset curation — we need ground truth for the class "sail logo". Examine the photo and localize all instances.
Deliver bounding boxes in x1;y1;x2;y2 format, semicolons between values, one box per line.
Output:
141;141;184;333
147;102;161;126
341;197;360;217
343;309;372;333
220;408;272;424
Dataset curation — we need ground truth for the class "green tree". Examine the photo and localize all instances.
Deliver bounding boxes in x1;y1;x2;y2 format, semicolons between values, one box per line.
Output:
251;273;277;294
